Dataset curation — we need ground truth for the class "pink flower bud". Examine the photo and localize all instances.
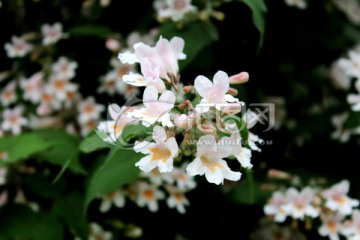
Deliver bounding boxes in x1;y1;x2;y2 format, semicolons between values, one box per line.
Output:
267;169;291;179
175;114;190;130
228;87;238;96
105;38;121;52
183;85;192;93
229;71;249;84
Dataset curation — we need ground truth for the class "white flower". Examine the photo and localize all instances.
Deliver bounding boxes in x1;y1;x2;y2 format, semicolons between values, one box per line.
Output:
283;187;319;220
97;104;137;143
1;106;28;135
221;132;253;169
186;135;241;185
264;191;288;222
166;185;190;214
171;164;197;191
134;125;178;173
284;0;307;9
51;57;78;80
99;190;125;212
37;85;61;115
0;81;17;106
4;36;33;58
154;0;197;22
97;71;117;96
126;29;158;47
41;22;63;45
77;97;104;124
81;119;99;137
88;222;112;240
342;210;360;239
135;182;165;212
330;60;352;90
338;51;360;80
105;38;121;52
318;214;344;240
48;75;77;101
20;72;43;103
132;86;175;127
194;71;239;112
140;168;174;186
322;180;359;216
0;168;7;185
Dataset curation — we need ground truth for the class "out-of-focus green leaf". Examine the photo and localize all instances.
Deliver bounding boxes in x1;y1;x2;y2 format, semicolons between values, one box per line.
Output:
79;132;111;153
53;192;88;238
68;24;112;39
35;130;85;174
228;179;271;205
344;111;360;130
0;205;63;240
0;133;52;164
159;21;219;70
84;148;141;210
241;0;267;52
23;173;67;199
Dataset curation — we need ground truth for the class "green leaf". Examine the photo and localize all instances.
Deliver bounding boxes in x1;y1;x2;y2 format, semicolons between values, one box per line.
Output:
23;173;67;199
68;24;112;39
35;130;85;174
0;205;64;240
228;179;271;205
241;0;267;52
344;111;360;130
53;192;88;238
0;133;52;164
79;132;111;153
159;21;219;70
85;148;141;210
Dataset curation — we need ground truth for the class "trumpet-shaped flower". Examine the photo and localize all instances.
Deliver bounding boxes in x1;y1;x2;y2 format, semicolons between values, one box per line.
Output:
186;135;241;185
41;22;63;45
322;180;359;216
264;191;288;222
135;181;165;212
165;185;189;214
318;214;344;240
4;36;33;58
1;106;28;135
282;187;319;220
134;125;178;173
194;71;239;112
0;81;17;106
342;210;360;240
132;86;175;127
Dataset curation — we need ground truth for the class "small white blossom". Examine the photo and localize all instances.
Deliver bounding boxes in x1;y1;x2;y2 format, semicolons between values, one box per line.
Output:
342;210;360;239
171;165;196;191
88;222;112;240
186;135;241;185
77;96;104;124
134;125;178;173
283;187;319;220
135;182;165;212
322;180;359;216
166;185;190;214
318;214;344;240
4;36;33;58
41;22;63;45
264;191;288;222
284;0;307;9
99;190;125;212
0;81;17;106
20;72;43;103
154;0;197;22
140;168;174;186
1;106;28;135
51;57;78;80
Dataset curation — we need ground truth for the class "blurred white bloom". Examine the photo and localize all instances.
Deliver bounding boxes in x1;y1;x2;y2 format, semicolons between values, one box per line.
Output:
99;190;125;212
166;185;189;214
140;168;174;186
105;38;120;51
318;214;344;240
4;36;33;58
134;125;178;173
171;165;197;191
186;135;241;185
338;51;360;80
330;60;352;90
81;119;99;137
333;0;360;25
20;72;43;103
51;57;78;80
48;76;77;101
0;81;17;106
126;29;158;47
100;0;111;7
154;0;197;22
322;180;359;216
77;96;104;124
284;0;307;9
264;191;288;222
132;86;175;127
135;182;165;212
283;187;319;220
37;85;61;115
342;210;360;239
1;106;28;135
41;22;63;45
97;71;117;96
88;222;112;240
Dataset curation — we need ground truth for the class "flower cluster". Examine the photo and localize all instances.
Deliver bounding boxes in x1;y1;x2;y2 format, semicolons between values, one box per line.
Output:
264;178;360;240
98;35;259;185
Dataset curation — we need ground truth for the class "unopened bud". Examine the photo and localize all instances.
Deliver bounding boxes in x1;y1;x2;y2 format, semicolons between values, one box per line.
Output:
185;100;193;110
228;87;238;96
267;169;291;180
183;85;192;93
175;114;190;130
178;103;186;110
106;38;121;52
229;72;249;84
198;123;216;134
